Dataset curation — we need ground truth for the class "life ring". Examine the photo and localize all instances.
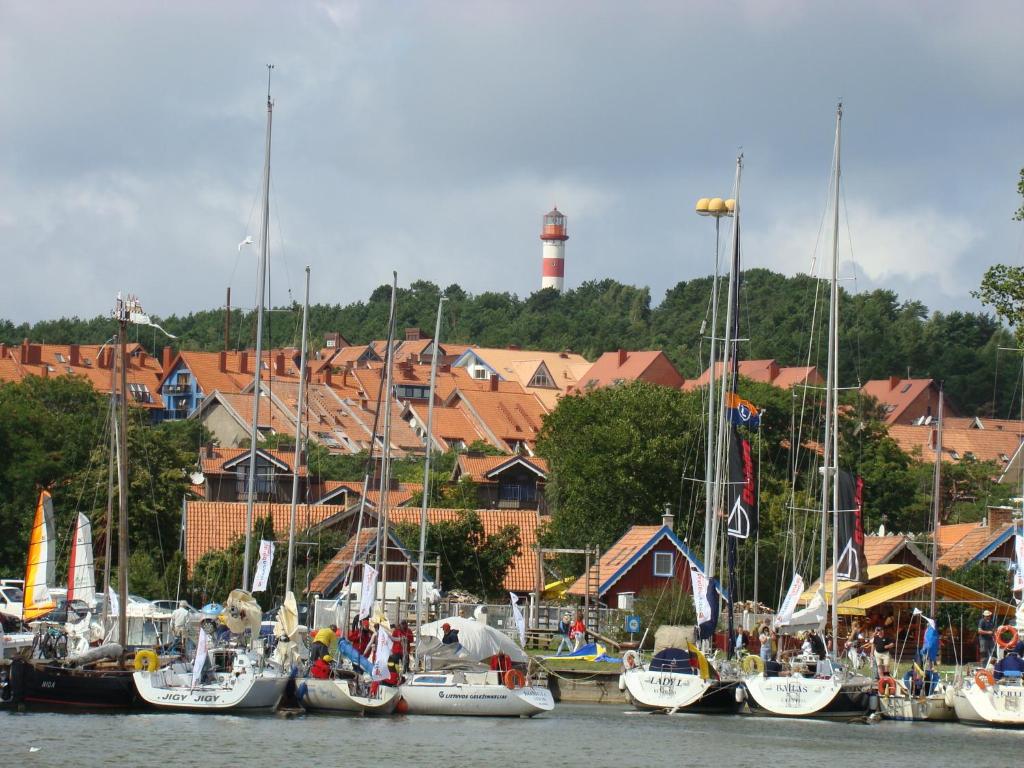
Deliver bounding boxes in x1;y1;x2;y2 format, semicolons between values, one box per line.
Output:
975;668;996;691
995;625;1018;650
877;676;898;696
503;669;526;690
742;655;765;675
133;649;159;672
623;650;641;670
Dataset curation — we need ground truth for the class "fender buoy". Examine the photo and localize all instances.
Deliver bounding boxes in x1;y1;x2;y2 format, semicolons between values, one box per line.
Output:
944;687;956;707
395;697;409;714
995;625;1019;650
133;649;159;672
741;655;764;675
975;668;996;691
504;668;526;690
623;650;641;670
617;674;626;692
878;676;898;696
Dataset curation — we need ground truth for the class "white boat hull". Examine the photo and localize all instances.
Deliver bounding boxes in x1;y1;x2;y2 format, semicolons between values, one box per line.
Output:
297;677;399;716
879;692;956;722
953;680;1024;726
623;668;710;710
133;665;289;711
743;674;869;718
399;672;554;717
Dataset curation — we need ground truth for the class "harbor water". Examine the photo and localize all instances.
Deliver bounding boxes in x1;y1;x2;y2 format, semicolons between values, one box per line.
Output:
4;704;1024;768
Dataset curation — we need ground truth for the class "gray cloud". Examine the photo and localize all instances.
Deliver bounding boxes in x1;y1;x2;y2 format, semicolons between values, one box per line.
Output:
1;1;1021;323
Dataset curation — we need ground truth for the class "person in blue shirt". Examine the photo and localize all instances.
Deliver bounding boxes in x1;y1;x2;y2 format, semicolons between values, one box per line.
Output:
921;621;941;671
993;641;1024;681
555;613;572;656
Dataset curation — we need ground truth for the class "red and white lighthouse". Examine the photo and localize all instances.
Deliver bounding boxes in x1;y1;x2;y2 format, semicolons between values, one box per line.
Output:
540;206;568;292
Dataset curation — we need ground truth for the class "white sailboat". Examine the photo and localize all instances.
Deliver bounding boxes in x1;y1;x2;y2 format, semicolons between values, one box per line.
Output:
742;103;872;719
134;68;290;712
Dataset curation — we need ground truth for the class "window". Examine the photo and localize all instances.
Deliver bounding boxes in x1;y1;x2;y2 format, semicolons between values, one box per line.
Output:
528;364;555;389
472;367;489;380
55;353;66;363
128;382;152;403
653;551;674;577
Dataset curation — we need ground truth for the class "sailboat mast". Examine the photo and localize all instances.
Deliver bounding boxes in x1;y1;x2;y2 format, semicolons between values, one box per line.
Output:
115;297;129;646
416;295;447;633
101;352;115;629
242;66;274;592
374;274;399;577
702;218;722;565
285;266;311;595
825;102;842;656
929;388;944;617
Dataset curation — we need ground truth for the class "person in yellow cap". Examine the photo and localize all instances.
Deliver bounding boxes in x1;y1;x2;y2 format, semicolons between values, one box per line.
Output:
312;624;339;662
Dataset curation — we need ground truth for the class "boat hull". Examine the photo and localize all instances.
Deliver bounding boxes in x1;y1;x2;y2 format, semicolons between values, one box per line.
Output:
953;681;1024;727
399;674;554;717
133;667;288;712
743;674;871;719
879;691;956;722
297;677;399;715
623;668;740;713
4;658;138;710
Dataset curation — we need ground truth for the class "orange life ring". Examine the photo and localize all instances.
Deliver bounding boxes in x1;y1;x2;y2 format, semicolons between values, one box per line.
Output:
877;676;897;696
504;668;526;690
975;668;996;691
995;625;1019;650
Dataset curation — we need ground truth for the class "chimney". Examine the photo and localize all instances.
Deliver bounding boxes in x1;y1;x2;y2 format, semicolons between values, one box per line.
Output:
768;360;780;383
69;344;80;366
274;353;285;377
20;339;29;364
342;362;351;387
440;363;450;373
203;443;217;460
28;343;41;365
507;344;521;351
988;507;1015;529
662;504;675;530
889;375;901;391
239;351;249;374
617;348;627;367
489;373;499;392
324;368;333;387
360;398;368;410
38;364;49;378
0;343;6;359
162;346;173;375
405;328;422;341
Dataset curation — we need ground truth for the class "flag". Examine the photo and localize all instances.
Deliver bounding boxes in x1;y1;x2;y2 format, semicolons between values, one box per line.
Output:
108;586;119;617
359;564;378;620
509;592;526;647
692;566;719;641
835;471;867;581
191;627;210;689
725;392;761;428
726;428;758;539
251;539;275;593
371;627;391;681
1013;532;1024;592
774;573;804;629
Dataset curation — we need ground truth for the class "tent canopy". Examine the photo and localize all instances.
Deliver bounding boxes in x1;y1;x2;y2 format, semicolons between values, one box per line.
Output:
838;575;1014;616
418;616;527;664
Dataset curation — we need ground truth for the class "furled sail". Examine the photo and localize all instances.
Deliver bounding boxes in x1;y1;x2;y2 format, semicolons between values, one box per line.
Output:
23;490;57;620
778;585;827;635
67;512;96;606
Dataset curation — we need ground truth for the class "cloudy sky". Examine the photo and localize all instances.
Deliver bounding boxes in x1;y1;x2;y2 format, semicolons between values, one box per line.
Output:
2;1;1022;324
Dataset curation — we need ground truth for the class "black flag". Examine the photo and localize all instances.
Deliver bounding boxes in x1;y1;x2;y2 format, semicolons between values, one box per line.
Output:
726;428;758;539
835;471;867;581
697;577;721;641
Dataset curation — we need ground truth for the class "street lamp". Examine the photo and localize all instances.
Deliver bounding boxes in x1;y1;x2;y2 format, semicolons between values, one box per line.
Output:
696;196;734;565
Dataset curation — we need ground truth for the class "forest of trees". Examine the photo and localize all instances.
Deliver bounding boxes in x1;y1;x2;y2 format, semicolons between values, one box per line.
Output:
3;269;1020;420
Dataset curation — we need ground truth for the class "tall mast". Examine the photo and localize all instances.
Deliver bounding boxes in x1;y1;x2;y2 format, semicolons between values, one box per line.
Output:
929;388;944;617
374;274;399;575
416;295;447;633
115;296;129;646
286;266;310;595
702;215;723;564
101;348;115;630
242;65;274;592
707;154;743;582
826;102;842;657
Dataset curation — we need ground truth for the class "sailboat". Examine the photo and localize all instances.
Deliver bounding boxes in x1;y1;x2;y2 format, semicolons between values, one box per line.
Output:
741;103;873;719
133;68;291;713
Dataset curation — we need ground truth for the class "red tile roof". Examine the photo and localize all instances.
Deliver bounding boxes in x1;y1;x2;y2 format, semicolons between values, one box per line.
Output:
805;535;929;590
448;389;549;452
937;521;1016;569
311;480;422;509
888;423;1022;467
403;404;492;452
574;350;684;391
860;377;949;425
682;359;823;392
454;454;549;483
199;446;306;477
567;525;663;597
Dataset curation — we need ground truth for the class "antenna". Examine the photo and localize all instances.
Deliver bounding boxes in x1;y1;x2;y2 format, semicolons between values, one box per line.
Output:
266;63;275;102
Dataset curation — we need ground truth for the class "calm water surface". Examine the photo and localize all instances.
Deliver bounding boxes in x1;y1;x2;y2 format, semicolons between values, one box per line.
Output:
4;704;1023;768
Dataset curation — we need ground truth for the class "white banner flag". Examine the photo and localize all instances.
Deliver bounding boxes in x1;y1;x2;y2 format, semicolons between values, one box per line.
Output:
774;573;804;628
690;565;712;626
371;626;391;681
1014;534;1024;592
252;539;275;593
108;586;119;617
510;592;526;647
191;628;209;689
359;564;378;620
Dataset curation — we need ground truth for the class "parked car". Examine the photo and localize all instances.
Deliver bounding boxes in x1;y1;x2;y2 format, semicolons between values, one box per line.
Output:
151;599;197;613
34;598;91;624
0;579;25;620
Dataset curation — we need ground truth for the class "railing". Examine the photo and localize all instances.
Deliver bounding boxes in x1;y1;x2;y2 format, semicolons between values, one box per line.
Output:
164;383;192;395
165;409;189;420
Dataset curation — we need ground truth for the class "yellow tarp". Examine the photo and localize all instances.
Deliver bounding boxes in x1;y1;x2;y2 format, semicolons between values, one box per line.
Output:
838;575;1014;614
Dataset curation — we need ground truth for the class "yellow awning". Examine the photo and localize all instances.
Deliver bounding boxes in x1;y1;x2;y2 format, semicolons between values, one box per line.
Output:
839;576;1014;614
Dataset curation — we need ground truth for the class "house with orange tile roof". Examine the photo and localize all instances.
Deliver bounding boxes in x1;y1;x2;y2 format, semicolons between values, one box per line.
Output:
444;384;549;455
937;507;1021;570
573;349;685;392
0;339;166;417
402;403;493;453
196;444;307;503
452;346;590;410
451;453;549;512
860;376;959;425
307;527;420;596
887;421;1024;488
566;512;705;606
682;359;823;392
184;500;344;574
311;479;421;510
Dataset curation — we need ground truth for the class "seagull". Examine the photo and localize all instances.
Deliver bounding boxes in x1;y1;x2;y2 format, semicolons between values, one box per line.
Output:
238;236;254;252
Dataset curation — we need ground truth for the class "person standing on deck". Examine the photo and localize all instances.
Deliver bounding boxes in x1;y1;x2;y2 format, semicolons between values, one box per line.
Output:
555;612;573;656
871;626;895;678
171;601;191;655
759;625;773;663
978;610;996;662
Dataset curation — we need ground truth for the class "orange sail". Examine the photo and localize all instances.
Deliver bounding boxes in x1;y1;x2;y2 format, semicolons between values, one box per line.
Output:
23;490;57;620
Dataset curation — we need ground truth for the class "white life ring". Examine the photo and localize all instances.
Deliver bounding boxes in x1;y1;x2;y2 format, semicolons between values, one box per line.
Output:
623;650;641;671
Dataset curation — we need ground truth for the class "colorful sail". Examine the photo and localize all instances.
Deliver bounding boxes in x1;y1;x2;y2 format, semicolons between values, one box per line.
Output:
67;512;96;606
23;490;57;620
835;471;867;581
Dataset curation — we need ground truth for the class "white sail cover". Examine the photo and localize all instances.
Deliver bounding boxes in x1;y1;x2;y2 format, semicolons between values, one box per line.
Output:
271;591;306;667
418;616;528;664
68;513;96;606
223;589;263;636
778;585;827;635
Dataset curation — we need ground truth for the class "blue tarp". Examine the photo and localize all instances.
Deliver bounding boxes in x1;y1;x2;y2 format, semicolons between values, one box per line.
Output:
649;647;697;674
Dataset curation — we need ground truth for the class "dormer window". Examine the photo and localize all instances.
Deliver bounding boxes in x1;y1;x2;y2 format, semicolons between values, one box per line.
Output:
55;353;66;363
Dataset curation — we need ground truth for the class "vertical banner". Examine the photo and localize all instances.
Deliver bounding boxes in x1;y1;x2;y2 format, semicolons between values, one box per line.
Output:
690;566;712;626
774;573;804;628
371;626;391;681
108;586;119;618
835;472;867;581
1013;533;1024;592
509;592;526;647
251;539;275;593
726;428;758;539
191;628;209;689
359;564;379;620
